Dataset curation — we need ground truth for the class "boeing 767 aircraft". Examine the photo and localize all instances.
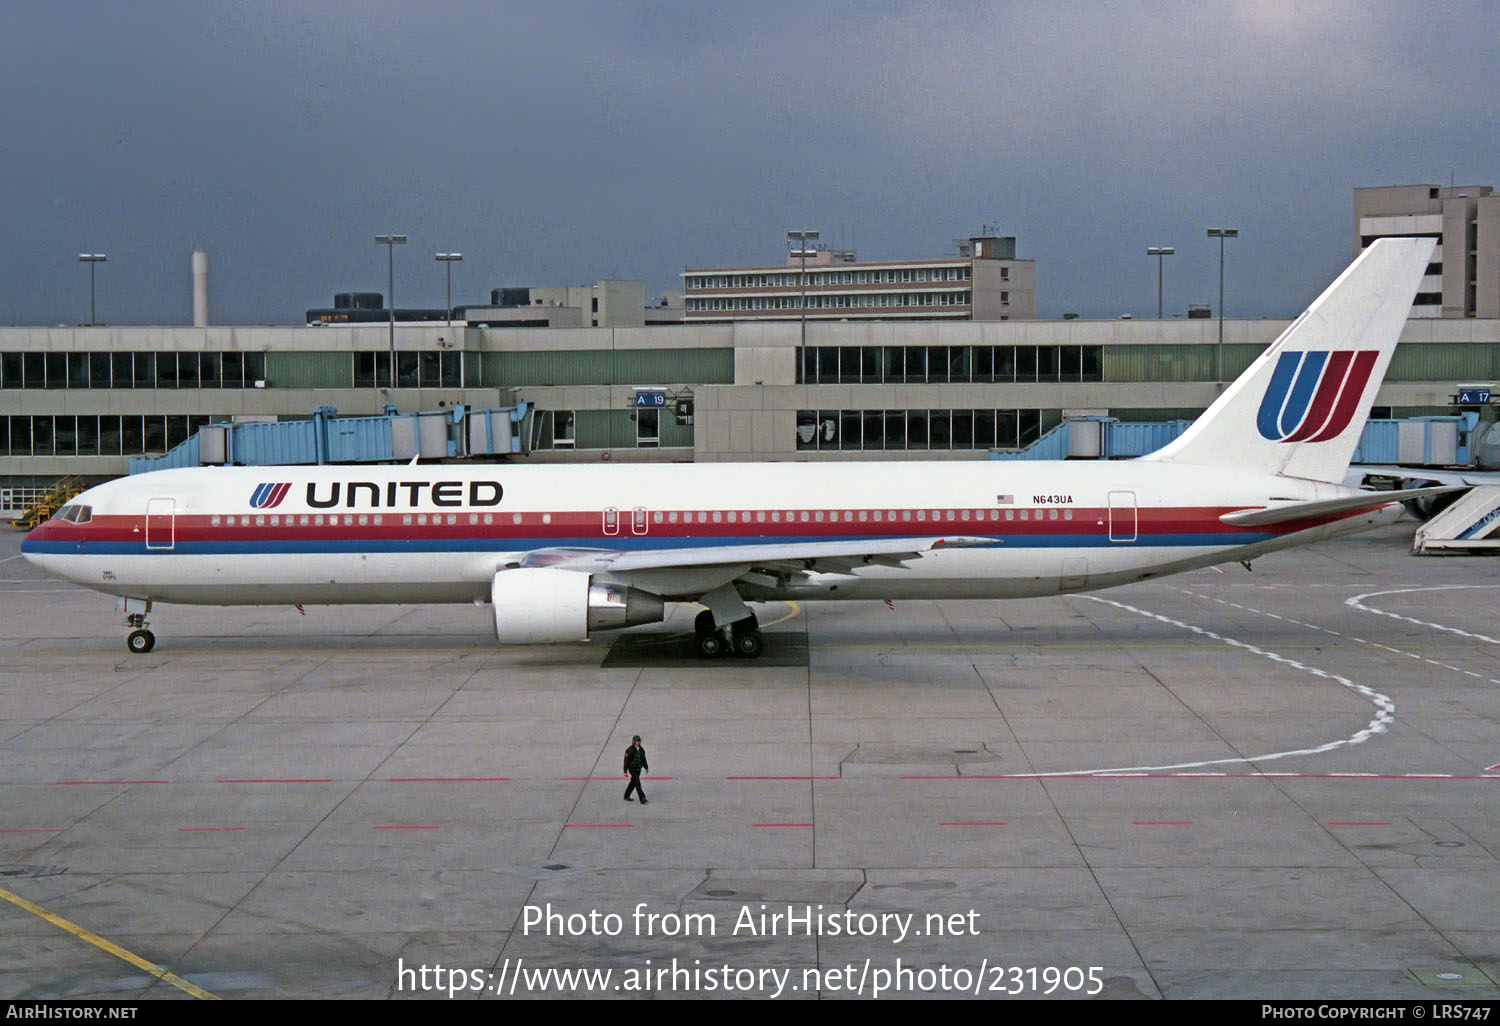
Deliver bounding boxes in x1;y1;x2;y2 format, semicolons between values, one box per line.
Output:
23;238;1454;656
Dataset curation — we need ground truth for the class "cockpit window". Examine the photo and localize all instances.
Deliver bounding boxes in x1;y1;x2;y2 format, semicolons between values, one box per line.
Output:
54;505;76;522
51;505;91;524
74;505;92;524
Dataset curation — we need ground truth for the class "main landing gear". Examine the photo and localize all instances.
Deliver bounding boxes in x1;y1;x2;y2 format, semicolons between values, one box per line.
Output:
121;598;156;654
694;608;762;659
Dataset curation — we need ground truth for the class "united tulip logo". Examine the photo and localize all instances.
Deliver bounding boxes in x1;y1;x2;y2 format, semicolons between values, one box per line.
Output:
249;482;292;509
1256;350;1378;442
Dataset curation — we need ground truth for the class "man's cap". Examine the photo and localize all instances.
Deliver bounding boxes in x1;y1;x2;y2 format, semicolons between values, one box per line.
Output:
632;735;641;742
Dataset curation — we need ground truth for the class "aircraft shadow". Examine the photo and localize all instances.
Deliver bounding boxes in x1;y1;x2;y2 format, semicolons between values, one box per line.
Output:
601;629;810;668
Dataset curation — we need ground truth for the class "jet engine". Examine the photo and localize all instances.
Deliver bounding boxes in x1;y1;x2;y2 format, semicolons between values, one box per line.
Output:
490;568;663;643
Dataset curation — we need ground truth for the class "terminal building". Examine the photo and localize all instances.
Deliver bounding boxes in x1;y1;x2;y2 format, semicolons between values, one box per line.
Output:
3;314;1493;482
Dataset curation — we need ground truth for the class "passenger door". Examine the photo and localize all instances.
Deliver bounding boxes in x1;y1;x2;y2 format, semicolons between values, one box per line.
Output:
1108;490;1137;543
145;497;175;550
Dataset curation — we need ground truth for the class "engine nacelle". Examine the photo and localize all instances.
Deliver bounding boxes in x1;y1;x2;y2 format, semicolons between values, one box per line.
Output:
490;568;664;644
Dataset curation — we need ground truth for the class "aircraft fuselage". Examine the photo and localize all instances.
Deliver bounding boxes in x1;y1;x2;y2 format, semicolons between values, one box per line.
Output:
22;460;1390;607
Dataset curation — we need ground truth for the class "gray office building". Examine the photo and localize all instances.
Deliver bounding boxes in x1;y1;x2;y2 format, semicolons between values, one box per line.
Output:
1355;184;1500;318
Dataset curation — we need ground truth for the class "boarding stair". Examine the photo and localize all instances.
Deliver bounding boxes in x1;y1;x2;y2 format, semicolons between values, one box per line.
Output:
1412;485;1500;554
7;475;86;530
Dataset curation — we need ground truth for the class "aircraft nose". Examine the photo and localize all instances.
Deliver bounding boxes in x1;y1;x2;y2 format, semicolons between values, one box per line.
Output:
20;520;57;564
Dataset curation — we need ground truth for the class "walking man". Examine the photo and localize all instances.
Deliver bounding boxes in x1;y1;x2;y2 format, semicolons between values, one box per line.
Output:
623;734;649;805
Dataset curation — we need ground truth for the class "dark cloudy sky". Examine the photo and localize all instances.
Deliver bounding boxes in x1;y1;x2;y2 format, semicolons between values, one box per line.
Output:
2;1;1496;326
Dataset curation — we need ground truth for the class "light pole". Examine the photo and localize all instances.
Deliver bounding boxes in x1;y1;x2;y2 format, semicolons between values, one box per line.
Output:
786;229;819;379
1207;228;1238;384
1147;246;1174;319
435;252;462;328
78;253;106;325
376;233;407;388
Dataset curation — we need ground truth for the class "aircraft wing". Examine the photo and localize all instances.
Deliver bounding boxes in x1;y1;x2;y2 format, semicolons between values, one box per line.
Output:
1219;485;1467;527
512;536;994;578
604;535;993;574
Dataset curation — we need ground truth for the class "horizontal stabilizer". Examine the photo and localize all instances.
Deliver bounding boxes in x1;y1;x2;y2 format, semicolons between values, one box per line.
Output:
1218;485;1466;527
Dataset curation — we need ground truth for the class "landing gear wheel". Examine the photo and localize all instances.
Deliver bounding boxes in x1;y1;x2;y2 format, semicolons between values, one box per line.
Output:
694;609;716;637
127;629;156;654
697;630;726;658
733;630;764;659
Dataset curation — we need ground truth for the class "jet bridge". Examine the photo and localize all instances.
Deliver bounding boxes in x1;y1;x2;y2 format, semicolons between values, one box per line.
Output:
128;402;531;474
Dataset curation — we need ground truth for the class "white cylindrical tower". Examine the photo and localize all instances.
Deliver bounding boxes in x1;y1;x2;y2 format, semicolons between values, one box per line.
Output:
192;249;209;326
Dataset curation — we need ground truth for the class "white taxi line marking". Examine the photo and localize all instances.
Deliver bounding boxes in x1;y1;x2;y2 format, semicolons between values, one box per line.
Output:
1346;585;1500;647
1069;595;1394;776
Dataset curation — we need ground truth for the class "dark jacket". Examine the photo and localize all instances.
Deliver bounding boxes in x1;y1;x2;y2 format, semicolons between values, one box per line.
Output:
623;743;648;775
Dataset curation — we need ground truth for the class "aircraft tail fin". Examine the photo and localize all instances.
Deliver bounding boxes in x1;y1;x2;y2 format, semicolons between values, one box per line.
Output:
1142;237;1436;484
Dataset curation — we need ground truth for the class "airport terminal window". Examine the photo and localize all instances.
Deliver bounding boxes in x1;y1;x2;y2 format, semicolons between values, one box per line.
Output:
31;417;53;455
45;353;65;389
221;352;244;388
1016;346;1037;380
68;354;90;390
354;352;383;388
796;345;1102;385
166;415;190;450
142;417;166;453
391;350;465;388
531;410;553;450
77;417;99;455
636;408;659;447
397;352;420;388
553;410;576;448
156;354;178;389
53;417;76;456
0;414;206;457
797;408;1045;452
0;350;287;390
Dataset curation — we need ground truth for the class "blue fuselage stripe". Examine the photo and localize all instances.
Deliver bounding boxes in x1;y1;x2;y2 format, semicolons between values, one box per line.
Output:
23;532;1275;557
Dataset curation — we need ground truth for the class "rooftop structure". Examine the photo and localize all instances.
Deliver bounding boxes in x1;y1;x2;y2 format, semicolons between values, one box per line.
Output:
683;235;1035;322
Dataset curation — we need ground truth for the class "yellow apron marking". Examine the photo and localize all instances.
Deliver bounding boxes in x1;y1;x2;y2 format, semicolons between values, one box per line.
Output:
761;601;803;629
0;884;219;1000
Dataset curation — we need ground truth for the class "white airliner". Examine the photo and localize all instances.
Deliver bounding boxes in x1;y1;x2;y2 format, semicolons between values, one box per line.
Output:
24;238;1456;656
